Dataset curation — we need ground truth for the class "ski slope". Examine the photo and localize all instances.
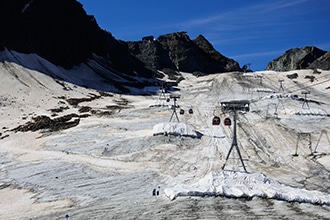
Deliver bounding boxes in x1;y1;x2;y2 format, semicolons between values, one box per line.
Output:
0;51;330;219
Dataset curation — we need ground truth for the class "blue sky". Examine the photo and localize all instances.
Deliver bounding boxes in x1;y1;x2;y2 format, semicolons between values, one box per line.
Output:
79;0;330;71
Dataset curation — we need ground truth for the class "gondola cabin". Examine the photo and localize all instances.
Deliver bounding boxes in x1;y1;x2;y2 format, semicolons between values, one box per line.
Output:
180;109;185;115
212;116;221;126
224;117;232;126
188;108;193;114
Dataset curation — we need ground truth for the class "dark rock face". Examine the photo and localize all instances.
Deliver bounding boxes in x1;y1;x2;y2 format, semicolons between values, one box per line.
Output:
0;0;105;68
309;52;330;70
192;35;240;73
12;114;81;132
0;0;153;78
286;73;299;79
126;32;241;74
266;46;329;71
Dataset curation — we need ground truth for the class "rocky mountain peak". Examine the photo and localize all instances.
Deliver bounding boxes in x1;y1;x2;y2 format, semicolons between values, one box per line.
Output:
127;32;241;76
266;46;329;71
193;34;215;51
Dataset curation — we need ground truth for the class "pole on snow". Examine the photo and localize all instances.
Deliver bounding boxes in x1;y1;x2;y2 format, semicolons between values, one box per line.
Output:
221;100;250;173
169;94;181;122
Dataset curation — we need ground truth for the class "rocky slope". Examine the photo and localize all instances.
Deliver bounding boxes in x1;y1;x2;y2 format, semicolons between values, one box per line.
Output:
266;46;330;71
126;32;241;76
309;52;330;70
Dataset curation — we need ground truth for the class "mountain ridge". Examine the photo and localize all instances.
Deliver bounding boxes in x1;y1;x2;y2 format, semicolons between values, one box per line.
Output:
126;32;241;76
266;46;330;71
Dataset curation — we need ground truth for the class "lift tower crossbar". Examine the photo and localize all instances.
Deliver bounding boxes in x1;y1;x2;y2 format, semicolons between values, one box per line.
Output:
221;100;250;173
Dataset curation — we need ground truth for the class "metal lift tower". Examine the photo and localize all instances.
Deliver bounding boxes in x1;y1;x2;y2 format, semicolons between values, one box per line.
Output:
158;83;167;101
301;91;310;109
169;94;181;122
278;79;284;93
221;100;250;172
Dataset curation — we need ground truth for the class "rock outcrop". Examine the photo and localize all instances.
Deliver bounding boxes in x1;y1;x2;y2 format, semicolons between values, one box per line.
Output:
266;46;329;71
309;52;330;70
126;32;241;75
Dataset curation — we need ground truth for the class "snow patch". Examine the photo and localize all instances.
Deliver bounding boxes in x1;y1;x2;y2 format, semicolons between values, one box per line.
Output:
254;70;278;75
262;93;301;100
254;88;275;93
243;73;261;78
153;122;201;138
164;171;330;205
287;108;330;117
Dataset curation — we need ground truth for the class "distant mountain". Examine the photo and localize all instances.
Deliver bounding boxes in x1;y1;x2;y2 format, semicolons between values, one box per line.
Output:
266;46;330;71
126;32;241;76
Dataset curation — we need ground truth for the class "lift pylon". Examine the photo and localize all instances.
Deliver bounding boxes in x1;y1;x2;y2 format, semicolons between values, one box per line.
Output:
301;91;310;109
158;83;167;101
220;100;250;172
293;132;311;156
313;130;330;153
169;94;181;122
278;79;284;93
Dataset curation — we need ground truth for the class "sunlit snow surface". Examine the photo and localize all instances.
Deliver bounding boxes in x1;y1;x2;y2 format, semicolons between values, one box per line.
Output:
165;171;330;205
1;50;330;218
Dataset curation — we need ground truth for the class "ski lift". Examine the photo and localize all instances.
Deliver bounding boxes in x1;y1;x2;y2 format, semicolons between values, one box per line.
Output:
224;117;232;126
188;108;193;114
180;109;185;115
212;116;221;126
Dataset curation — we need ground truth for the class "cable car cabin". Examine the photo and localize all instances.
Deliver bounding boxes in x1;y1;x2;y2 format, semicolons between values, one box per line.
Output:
212;116;221;126
224;117;232;126
188;109;193;114
180;109;185;115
